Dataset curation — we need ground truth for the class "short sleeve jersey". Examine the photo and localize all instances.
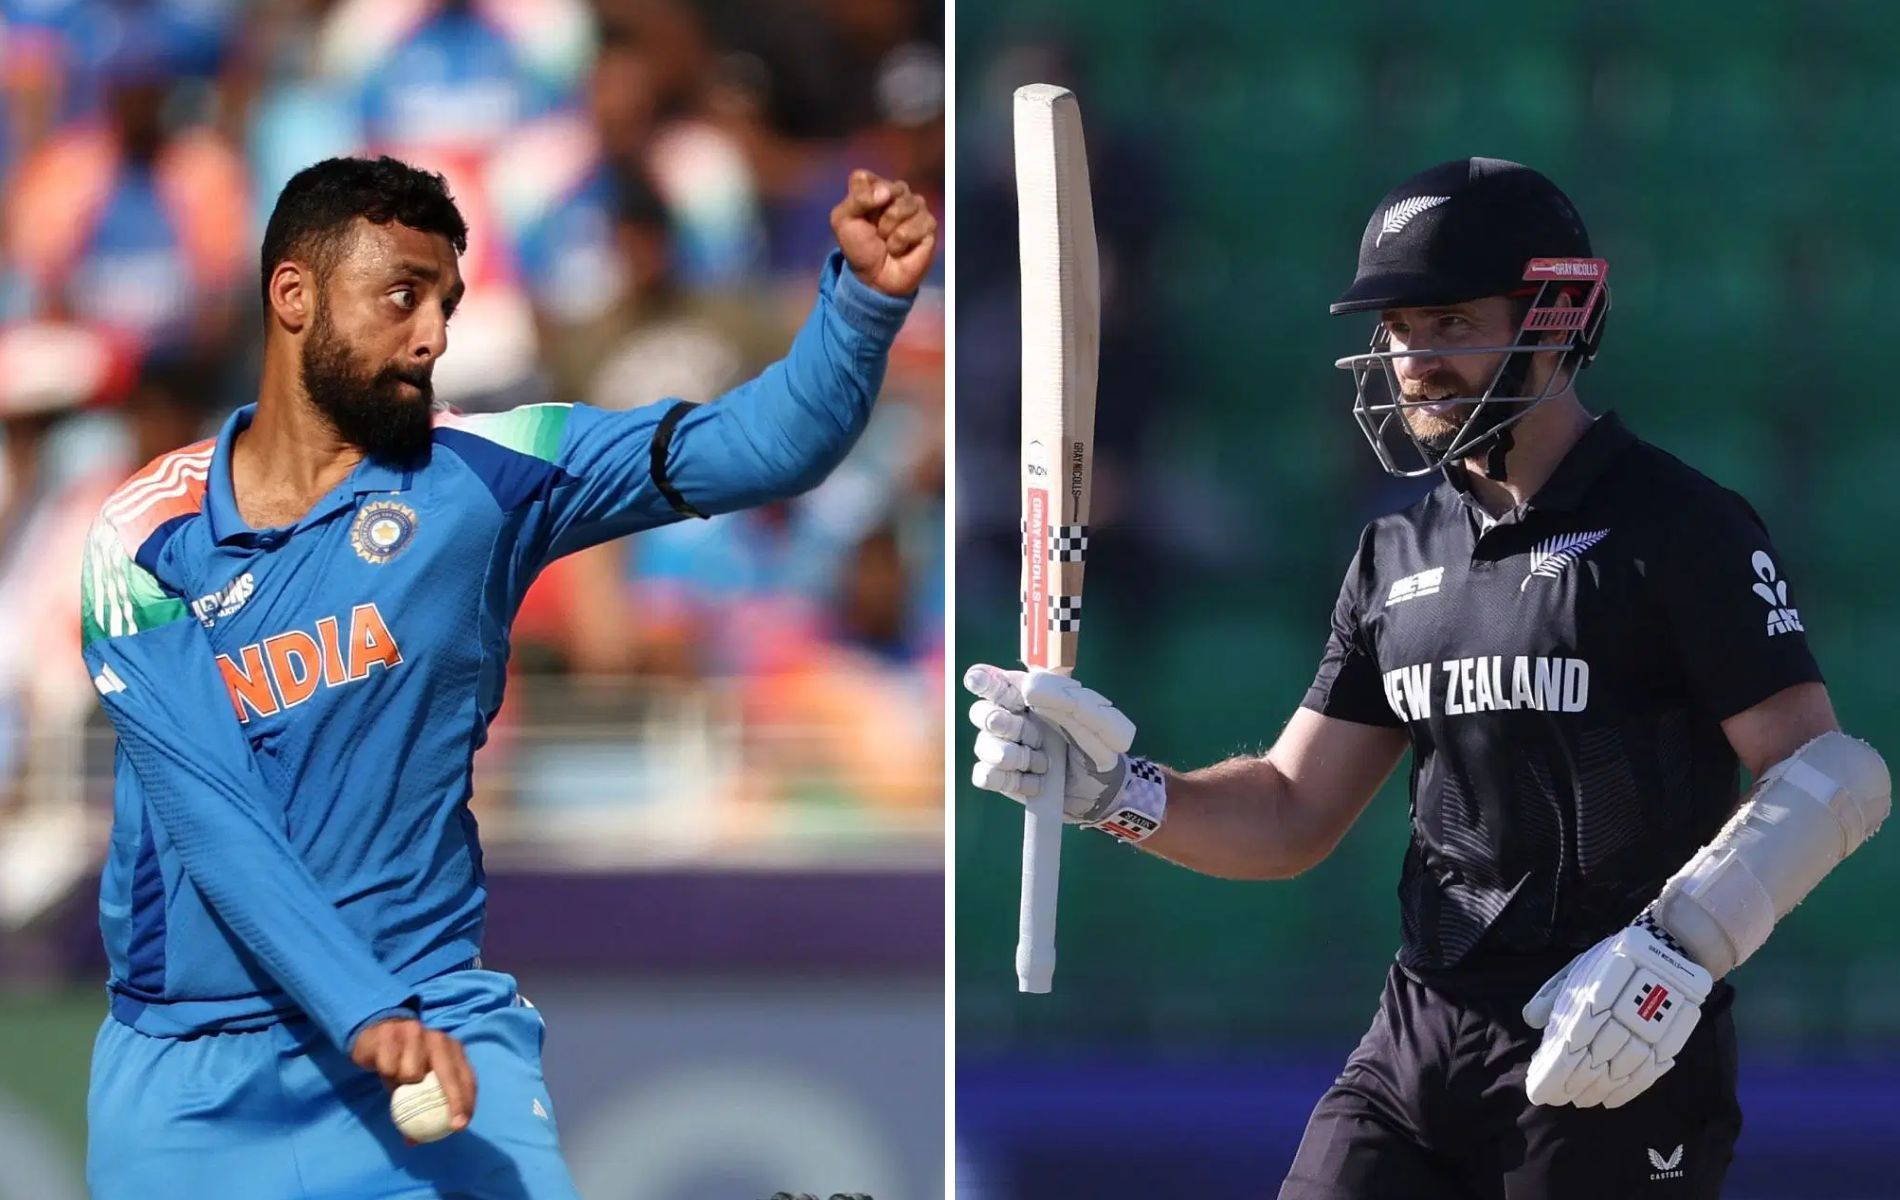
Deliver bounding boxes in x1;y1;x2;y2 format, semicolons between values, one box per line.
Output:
1303;412;1823;971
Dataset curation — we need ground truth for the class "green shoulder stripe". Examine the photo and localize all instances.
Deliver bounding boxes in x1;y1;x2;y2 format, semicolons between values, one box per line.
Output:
81;519;188;648
442;403;573;463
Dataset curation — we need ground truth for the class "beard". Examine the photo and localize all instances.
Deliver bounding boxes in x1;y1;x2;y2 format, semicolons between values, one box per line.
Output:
1397;371;1481;454
300;302;437;464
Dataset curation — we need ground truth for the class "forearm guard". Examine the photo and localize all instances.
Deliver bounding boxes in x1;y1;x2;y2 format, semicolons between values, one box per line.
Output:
1650;731;1889;978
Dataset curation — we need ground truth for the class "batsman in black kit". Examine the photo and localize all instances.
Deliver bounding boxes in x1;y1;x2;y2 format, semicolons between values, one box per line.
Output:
962;158;1891;1198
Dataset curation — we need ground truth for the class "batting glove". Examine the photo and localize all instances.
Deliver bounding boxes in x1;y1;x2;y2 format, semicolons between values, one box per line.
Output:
1522;920;1712;1109
963;664;1166;842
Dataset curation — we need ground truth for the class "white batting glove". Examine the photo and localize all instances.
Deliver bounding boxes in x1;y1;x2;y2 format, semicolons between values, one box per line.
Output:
1522;921;1712;1109
963;664;1166;842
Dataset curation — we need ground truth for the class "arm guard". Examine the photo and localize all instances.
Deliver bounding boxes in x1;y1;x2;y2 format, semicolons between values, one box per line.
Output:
1651;730;1889;978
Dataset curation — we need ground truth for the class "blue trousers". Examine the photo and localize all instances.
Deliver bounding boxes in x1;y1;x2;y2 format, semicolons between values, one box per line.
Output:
87;969;581;1199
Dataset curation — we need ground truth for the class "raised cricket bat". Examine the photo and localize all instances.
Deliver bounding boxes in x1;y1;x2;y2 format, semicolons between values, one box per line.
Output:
1014;83;1099;994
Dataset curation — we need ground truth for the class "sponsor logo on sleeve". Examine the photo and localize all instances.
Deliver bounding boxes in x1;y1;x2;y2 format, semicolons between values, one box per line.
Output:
1750;551;1803;635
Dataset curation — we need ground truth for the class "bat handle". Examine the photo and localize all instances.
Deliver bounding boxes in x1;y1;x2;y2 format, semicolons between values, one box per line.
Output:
1016;718;1066;993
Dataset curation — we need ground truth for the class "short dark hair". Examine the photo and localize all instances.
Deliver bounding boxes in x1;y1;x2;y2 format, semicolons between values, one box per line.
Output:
259;156;468;307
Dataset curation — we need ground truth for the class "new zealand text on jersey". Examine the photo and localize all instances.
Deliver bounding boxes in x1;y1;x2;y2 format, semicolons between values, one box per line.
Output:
1381;655;1590;722
215;603;403;722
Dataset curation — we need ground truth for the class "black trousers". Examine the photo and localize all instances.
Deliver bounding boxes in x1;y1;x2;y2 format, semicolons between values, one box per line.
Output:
1278;963;1741;1200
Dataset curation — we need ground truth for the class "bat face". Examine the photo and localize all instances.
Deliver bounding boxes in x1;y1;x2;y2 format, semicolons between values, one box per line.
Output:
1014;81;1100;995
1021;436;1088;670
1023;440;1056;668
1016;84;1100;676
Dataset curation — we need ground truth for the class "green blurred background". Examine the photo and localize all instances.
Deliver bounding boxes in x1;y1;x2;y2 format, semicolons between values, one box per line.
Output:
955;5;1900;1192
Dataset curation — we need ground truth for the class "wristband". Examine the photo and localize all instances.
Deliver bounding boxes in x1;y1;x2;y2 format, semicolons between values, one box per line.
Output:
1630;909;1692;961
1091;757;1167;843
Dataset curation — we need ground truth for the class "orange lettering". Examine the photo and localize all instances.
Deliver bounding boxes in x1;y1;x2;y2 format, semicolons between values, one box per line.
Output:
316;615;347;687
346;603;403;680
264;630;321;708
217;644;279;723
219;607;402;722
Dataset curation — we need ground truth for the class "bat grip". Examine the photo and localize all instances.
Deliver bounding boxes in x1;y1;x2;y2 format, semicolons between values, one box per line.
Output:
1016;718;1066;993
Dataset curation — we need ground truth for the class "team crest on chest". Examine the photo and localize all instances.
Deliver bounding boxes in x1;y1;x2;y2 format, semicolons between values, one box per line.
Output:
1520;528;1610;592
351;500;419;564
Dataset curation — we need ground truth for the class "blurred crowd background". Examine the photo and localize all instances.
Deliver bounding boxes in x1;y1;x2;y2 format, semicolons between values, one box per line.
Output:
0;1;944;1196
956;3;1900;1199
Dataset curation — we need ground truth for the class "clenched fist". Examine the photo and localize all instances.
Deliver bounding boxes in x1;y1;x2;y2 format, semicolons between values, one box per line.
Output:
831;169;938;297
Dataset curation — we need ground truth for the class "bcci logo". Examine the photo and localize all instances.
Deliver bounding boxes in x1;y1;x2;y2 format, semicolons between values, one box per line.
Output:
351;500;419;565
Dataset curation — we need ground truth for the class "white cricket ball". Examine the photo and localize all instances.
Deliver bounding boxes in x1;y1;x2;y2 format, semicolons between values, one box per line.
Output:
390;1070;457;1143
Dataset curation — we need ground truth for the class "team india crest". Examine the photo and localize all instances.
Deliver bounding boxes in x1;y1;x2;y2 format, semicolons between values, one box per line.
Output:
351;500;419;564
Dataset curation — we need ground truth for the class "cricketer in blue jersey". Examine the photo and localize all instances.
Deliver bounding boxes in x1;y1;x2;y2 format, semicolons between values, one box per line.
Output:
78;155;937;1199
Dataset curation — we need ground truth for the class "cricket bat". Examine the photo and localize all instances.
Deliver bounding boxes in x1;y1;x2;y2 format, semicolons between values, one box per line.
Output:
1014;83;1100;994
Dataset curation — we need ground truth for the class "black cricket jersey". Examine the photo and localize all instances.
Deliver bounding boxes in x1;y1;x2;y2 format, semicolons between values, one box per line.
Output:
1302;412;1823;973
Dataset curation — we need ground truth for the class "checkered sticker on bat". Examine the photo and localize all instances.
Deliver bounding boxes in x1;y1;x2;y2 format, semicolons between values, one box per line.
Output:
1047;595;1082;632
1049;524;1089;562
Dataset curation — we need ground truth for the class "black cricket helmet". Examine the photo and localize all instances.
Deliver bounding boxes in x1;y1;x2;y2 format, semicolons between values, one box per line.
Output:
1332;158;1610;479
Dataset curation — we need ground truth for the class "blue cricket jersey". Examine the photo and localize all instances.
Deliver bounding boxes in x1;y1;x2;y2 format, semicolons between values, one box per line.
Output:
79;253;912;1053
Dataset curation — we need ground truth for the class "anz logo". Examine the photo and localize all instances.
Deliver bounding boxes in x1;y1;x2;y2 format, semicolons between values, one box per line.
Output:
1750;551;1803;637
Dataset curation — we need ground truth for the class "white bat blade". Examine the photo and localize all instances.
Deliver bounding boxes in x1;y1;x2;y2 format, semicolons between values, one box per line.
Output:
1014;82;1100;994
1016;82;1099;674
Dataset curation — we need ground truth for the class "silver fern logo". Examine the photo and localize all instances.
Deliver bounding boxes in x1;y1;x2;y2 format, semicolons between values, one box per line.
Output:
1377;195;1448;246
1520;529;1610;592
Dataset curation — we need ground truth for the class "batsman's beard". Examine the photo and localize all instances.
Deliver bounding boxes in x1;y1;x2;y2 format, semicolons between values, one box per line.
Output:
1398;383;1478;453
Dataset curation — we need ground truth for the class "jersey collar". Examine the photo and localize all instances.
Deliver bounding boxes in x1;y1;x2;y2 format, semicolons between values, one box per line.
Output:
207;404;416;544
1524;410;1635;513
1443;410;1634;519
